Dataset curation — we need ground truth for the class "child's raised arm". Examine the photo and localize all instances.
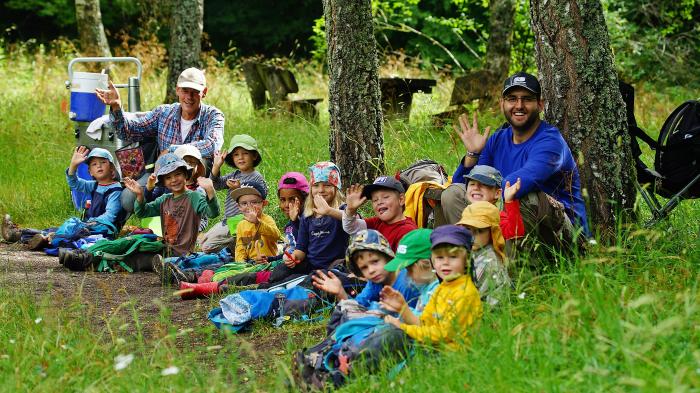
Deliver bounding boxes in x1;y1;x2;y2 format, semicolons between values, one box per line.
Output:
312;270;348;300
68;146;90;175
197;176;216;200
312;194;342;220
344;184;367;216
211;149;227;177
380;286;420;325
503;178;522;203
123;177;145;203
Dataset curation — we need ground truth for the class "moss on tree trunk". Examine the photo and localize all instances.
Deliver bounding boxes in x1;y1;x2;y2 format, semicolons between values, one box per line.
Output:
530;0;636;236
323;0;385;185
165;0;203;104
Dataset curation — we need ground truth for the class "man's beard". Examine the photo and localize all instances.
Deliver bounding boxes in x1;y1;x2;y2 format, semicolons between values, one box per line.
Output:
505;109;540;134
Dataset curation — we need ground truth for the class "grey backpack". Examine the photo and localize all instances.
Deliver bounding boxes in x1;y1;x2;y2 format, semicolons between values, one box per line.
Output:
398;159;448;189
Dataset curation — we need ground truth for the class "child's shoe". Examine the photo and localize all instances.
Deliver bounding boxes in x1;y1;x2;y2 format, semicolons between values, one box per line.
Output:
152;254;166;278
27;233;49;251
1;214;20;243
165;262;196;285
178;281;221;300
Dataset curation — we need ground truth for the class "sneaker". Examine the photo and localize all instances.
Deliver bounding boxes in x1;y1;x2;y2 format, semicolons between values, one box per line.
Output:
151;254;165;277
27;233;49;251
165;262;195;285
1;214;20;243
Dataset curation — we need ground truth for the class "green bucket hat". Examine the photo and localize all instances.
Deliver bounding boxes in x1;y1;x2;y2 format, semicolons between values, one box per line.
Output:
225;134;262;168
384;229;433;272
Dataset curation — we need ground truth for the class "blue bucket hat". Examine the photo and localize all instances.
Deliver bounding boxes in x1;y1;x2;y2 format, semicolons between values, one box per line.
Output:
86;147;115;165
85;147;119;180
154;153;192;186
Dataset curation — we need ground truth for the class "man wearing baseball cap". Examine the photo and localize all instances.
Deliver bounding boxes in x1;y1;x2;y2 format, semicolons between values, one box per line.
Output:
441;71;589;251
96;67;225;213
342;175;418;251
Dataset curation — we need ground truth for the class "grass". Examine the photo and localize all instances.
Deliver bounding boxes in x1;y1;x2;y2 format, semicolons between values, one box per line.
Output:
0;48;699;392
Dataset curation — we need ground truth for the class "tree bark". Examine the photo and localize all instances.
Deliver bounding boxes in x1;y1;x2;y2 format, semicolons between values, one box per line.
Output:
165;0;204;104
323;0;385;185
75;0;112;62
484;0;516;93
529;0;636;236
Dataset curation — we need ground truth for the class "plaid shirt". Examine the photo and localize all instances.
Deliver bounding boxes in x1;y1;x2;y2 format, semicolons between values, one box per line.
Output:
110;103;224;158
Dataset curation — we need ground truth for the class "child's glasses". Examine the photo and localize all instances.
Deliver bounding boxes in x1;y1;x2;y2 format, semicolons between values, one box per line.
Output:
239;200;263;208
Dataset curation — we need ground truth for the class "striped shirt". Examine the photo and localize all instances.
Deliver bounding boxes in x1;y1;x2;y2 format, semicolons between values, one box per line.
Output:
211;170;267;219
110;103;224;158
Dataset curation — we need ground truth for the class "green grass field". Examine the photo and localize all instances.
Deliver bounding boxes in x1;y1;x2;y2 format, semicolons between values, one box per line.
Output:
0;51;698;392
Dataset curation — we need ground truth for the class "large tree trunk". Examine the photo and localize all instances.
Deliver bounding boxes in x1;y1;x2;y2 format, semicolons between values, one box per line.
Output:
530;0;636;236
165;0;204;104
323;0;384;185
483;0;515;94
75;0;112;61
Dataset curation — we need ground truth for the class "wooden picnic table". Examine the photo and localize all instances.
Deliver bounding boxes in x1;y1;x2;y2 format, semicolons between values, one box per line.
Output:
380;77;437;120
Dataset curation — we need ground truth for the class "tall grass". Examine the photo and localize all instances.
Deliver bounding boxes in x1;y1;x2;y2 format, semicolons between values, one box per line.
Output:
0;48;698;392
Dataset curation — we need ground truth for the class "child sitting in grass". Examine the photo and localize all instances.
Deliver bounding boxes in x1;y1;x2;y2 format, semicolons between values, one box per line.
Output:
464;165;525;240
384;225;483;348
230;180;281;263
222;172;309;286
2;146;124;249
457;201;511;306
143;145;211;232
342;176;417;251
124;153;219;257
379;228;439;322
312;229;420;309
258;162;349;287
200;134;267;254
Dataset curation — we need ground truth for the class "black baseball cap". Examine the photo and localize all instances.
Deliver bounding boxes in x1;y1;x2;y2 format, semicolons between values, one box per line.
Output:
502;72;541;96
361;176;406;199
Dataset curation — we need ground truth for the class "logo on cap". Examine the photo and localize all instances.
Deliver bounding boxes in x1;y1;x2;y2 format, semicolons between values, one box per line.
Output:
514;77;526;83
397;244;408;255
375;176;388;183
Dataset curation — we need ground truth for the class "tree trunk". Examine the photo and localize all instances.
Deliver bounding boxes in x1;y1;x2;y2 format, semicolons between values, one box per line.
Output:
323;0;385;186
75;0;112;62
529;0;636;236
165;0;204;104
484;0;516;94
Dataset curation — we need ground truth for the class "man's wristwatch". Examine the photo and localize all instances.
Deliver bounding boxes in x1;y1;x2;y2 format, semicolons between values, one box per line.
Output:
466;150;481;158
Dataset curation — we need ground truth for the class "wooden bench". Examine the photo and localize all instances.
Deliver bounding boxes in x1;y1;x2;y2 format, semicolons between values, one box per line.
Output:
432;69;500;127
379;77;436;121
242;61;322;121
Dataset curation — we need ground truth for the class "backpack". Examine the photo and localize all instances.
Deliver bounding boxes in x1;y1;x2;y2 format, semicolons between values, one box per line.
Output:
396;159;448;190
655;100;700;197
87;234;163;272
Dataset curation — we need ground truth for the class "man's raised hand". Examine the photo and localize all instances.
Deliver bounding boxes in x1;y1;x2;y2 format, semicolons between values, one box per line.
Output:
454;112;491;155
95;80;122;110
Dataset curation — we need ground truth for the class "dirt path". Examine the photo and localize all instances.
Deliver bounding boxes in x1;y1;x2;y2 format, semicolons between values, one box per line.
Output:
0;243;324;381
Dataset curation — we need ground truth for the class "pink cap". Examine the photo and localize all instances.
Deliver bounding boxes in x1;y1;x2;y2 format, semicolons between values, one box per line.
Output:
278;172;310;195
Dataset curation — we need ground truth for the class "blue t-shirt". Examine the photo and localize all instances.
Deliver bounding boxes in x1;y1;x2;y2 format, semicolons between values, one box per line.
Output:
354;269;420;308
296;205;349;269
453;121;590;235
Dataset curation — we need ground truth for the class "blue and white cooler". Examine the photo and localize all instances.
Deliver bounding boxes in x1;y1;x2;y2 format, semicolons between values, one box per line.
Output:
69;71;108;122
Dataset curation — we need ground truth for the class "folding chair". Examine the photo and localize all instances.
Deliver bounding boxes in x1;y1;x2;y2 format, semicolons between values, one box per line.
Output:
619;81;700;226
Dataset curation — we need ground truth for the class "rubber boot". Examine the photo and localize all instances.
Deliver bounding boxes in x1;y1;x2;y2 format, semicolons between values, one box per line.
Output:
1;214;20;243
197;269;215;283
178;281;220;300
